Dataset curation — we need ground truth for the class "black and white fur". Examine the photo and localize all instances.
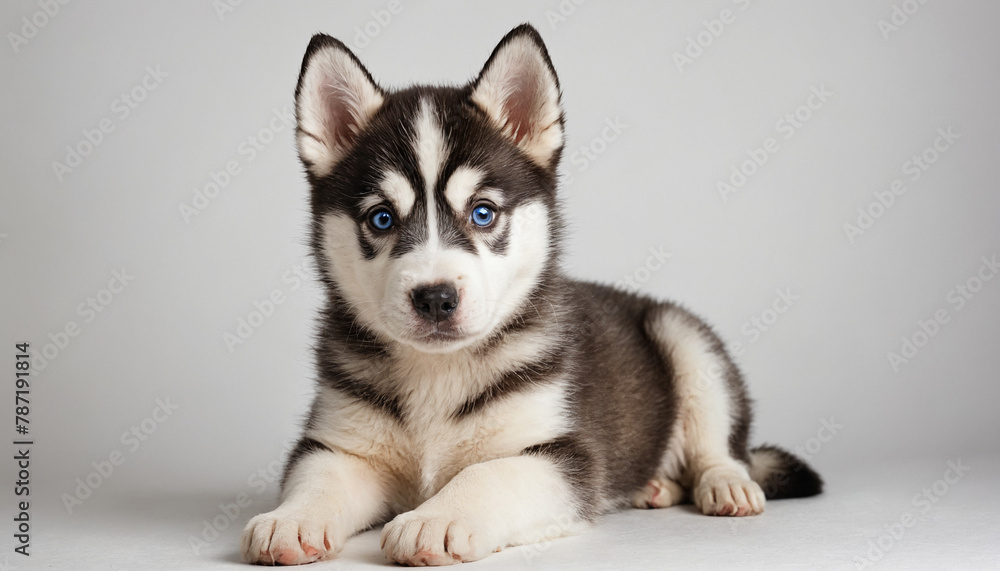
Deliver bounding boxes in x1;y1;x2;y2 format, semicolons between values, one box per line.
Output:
241;24;822;566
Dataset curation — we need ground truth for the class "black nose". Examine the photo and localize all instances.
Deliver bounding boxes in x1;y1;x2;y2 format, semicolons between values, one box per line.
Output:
410;284;459;323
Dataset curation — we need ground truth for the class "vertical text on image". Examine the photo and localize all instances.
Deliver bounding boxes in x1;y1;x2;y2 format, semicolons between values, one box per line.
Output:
13;342;33;557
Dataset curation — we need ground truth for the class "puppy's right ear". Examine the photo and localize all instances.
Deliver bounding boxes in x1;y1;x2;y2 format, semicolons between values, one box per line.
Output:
294;34;384;178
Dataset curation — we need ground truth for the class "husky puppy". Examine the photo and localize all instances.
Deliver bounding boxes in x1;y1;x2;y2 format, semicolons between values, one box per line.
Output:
241;24;822;566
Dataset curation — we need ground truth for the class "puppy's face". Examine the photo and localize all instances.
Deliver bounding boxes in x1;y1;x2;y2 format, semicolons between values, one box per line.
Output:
296;28;564;353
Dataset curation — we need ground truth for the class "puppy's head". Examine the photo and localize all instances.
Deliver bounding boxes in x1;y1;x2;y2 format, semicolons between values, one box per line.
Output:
295;25;564;354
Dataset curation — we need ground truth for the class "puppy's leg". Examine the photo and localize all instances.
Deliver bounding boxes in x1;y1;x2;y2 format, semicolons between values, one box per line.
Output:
241;438;390;565
380;446;590;566
646;305;765;517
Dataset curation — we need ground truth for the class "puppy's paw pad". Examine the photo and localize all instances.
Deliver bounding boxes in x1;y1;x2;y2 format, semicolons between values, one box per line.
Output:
695;476;765;517
381;512;493;566
240;508;342;565
632;477;684;509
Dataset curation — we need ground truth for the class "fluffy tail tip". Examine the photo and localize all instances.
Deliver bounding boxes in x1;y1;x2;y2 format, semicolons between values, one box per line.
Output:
749;444;824;500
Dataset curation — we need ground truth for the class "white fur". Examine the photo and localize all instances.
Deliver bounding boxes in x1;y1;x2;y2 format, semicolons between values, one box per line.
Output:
381;170;416;218
748;448;782;483
443;166;484;213
296;43;384;177
647;308;766;516
308;373;571;508
631;472;685;509
241;451;389;564
244;342;577;565
320;188;551;354
471;35;563;167
414;99;447;250
381;456;588;565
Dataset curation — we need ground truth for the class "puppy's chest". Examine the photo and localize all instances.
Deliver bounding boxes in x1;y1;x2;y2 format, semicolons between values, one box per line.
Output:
330;367;570;506
392;377;548;503
391;409;496;503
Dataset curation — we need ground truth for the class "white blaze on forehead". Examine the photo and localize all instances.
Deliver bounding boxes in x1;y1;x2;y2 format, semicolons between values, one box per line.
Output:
380;170;415;217
444;166;485;213
413;99;448;248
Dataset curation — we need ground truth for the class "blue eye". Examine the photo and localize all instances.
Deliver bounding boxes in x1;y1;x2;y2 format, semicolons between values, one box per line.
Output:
370;209;393;231
470;205;495;227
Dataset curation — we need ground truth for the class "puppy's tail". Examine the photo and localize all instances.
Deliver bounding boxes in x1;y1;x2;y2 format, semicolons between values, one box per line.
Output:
748;445;824;500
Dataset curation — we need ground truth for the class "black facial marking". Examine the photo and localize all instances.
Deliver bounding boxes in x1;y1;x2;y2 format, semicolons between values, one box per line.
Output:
310;87;558;263
356;225;377;260
438;216;478;254
306;76;563;429
389;223;423;258
484;217;511;255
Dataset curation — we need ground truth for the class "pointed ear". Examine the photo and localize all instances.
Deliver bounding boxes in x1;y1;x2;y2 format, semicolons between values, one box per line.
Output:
294;34;385;178
470;24;564;169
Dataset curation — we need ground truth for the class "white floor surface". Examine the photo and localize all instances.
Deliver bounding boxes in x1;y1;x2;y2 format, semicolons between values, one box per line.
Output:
9;453;999;570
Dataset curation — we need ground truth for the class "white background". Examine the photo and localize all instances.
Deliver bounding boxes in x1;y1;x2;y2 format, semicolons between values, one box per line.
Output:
1;1;998;569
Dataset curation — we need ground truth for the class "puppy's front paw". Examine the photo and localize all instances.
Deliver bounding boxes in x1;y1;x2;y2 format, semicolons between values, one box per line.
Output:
380;511;496;566
241;506;344;565
694;472;765;516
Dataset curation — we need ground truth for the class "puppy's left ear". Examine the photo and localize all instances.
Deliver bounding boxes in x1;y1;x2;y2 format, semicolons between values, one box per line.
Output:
471;24;564;169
